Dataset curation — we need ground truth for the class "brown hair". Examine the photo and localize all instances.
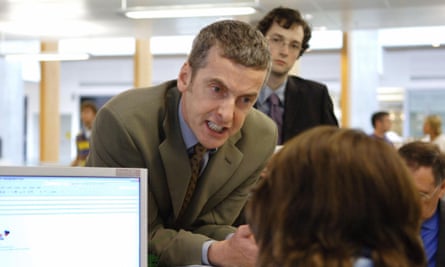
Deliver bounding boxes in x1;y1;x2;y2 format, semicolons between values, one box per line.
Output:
81;100;97;114
371;111;389;128
247;126;425;267
256;6;312;58
188;19;271;74
399;141;445;186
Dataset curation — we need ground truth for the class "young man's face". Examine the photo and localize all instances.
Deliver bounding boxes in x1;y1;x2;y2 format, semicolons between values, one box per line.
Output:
264;21;304;77
81;107;96;129
377;115;392;132
177;45;268;149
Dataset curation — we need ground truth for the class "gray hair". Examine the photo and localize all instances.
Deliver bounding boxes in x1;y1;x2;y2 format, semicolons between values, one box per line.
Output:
188;20;271;73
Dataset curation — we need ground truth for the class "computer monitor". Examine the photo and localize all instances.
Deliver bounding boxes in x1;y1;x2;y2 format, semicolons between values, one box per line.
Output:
0;166;148;267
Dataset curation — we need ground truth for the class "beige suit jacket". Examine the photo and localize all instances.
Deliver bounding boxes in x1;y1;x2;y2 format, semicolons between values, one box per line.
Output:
86;80;277;266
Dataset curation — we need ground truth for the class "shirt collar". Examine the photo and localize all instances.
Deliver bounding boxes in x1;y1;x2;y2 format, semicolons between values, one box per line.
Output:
422;207;439;231
178;99;198;150
258;79;287;105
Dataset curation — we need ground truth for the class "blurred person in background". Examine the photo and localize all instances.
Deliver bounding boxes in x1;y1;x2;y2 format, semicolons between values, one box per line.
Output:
423;115;445;153
71;101;97;166
369;111;393;146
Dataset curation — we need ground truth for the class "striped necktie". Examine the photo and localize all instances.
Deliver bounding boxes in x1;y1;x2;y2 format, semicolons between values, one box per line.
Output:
177;143;207;219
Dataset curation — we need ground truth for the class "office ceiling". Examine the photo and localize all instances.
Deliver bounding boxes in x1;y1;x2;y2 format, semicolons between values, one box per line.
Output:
0;0;444;40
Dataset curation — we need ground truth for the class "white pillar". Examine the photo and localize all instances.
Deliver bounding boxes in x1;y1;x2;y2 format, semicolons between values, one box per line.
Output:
0;58;25;165
348;30;381;133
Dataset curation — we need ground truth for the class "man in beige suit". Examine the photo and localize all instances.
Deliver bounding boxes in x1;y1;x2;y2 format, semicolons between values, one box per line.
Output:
86;20;277;267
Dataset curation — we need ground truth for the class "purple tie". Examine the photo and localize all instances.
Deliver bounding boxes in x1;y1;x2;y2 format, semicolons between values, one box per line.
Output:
269;93;283;144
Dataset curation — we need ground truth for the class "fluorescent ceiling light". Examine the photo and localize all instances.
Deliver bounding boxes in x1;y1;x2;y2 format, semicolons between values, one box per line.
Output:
124;3;257;19
4;53;90;62
379;26;445;47
310;30;343;50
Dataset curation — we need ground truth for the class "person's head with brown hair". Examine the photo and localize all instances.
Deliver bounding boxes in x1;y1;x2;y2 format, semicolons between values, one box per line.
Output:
398;141;445;221
80;101;97;130
187;19;271;79
423;115;443;139
177;19;272;149
257;6;311;58
246;126;425;267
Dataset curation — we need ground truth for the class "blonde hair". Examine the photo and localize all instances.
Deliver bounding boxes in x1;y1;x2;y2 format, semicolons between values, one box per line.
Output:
425;115;442;135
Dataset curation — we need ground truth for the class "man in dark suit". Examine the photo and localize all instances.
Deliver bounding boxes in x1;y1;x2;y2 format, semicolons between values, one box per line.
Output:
399;141;445;267
86;20;277;267
256;7;338;144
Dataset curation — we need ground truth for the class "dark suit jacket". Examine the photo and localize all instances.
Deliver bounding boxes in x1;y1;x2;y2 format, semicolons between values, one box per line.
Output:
436;199;445;267
86;80;277;266
257;75;338;143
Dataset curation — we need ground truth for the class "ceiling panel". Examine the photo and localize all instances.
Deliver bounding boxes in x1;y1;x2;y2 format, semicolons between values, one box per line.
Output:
0;0;444;40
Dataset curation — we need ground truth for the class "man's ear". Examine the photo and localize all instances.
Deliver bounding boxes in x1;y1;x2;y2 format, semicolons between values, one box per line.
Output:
438;179;445;198
177;62;191;93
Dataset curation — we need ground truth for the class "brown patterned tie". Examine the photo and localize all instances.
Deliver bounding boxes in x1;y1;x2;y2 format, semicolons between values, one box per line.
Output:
177;143;207;219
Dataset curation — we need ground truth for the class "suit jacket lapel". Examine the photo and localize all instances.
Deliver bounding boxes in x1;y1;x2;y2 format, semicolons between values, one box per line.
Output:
182;131;243;223
283;78;303;133
200;132;242;197
159;87;192;219
436;199;445;267
160;139;191;219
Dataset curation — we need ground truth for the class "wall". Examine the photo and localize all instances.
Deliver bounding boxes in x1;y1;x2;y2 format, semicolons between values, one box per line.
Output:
381;47;445;138
0;59;25;165
5;46;445;165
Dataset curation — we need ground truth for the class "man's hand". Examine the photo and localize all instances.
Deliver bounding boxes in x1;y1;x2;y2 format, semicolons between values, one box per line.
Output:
208;225;258;267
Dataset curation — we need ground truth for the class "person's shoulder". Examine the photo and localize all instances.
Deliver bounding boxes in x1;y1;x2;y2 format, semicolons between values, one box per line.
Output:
353;257;374;267
242;108;277;144
104;80;177;111
113;80;176;100
245;108;276;132
287;75;327;90
237;109;277;156
436;134;445;142
439;198;445;214
75;132;86;140
97;80;178;124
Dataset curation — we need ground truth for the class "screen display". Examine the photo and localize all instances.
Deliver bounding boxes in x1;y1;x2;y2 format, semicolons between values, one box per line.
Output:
0;167;147;267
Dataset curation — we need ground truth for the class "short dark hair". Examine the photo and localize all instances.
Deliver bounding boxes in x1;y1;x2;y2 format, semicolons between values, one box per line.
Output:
399;141;445;186
81;101;97;114
256;7;312;58
371;111;389;128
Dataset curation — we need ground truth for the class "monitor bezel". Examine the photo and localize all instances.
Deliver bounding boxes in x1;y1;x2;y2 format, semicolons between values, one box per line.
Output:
0;166;148;267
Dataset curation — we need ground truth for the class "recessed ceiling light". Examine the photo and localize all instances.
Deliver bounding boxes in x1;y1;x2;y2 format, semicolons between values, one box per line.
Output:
304;13;313;20
123;3;257;19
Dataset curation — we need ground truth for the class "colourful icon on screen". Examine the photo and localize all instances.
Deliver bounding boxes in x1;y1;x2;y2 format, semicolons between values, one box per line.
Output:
0;230;10;240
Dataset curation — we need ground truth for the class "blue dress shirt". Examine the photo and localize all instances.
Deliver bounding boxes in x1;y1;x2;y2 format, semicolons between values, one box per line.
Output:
421;208;439;267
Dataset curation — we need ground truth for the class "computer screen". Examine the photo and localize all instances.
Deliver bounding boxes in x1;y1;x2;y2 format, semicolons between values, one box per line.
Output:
0;166;148;267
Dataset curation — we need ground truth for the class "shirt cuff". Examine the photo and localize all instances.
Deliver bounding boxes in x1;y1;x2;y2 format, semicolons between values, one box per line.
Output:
202;240;215;265
225;233;234;240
